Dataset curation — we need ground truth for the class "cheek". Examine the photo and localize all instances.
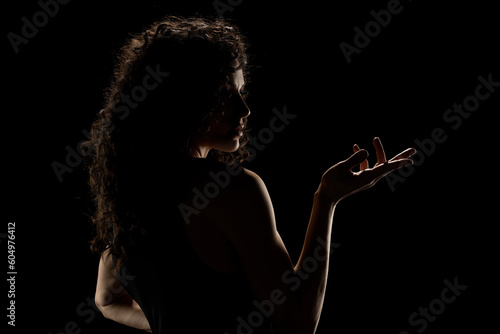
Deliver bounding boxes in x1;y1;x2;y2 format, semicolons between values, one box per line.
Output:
210;113;231;134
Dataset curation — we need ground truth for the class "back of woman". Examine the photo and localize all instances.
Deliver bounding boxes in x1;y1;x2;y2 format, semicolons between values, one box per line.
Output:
119;157;273;333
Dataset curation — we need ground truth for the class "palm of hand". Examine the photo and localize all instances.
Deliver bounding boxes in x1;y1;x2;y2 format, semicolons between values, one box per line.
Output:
320;137;416;203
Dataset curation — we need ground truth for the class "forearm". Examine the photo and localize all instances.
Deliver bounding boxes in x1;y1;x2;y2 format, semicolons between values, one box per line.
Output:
98;294;151;332
293;186;338;327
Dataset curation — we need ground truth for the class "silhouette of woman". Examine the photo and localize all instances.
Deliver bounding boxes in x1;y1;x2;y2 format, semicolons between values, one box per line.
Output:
84;16;416;334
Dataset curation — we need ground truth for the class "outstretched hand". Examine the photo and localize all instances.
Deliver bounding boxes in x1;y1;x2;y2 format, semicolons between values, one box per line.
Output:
318;137;416;203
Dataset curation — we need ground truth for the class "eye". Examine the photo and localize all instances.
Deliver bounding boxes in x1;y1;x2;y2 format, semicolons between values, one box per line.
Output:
239;89;250;98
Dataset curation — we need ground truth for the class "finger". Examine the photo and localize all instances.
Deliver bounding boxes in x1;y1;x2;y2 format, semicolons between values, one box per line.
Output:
373;137;387;165
389;148;417;161
362;158;413;180
341;148;369;171
353;144;368;171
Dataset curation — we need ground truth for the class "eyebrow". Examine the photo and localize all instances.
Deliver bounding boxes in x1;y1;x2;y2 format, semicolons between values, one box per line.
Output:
229;61;246;72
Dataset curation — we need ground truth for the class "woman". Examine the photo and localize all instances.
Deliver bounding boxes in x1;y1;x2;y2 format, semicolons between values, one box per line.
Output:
85;16;416;333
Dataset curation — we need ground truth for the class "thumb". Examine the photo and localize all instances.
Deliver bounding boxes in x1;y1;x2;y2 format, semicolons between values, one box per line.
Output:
365;158;414;181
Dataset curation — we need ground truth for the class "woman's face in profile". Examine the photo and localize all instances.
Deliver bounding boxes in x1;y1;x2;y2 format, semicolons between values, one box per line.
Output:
193;60;251;157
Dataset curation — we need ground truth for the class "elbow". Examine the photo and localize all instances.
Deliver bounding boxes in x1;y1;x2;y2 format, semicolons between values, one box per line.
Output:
94;292;111;318
96;303;113;320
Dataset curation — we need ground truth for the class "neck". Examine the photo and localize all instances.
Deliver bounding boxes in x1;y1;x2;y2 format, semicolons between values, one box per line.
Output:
190;144;211;158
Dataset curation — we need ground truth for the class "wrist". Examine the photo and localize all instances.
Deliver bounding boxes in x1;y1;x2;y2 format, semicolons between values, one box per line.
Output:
314;184;340;208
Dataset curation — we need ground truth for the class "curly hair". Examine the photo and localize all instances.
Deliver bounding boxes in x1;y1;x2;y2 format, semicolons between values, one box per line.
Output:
82;16;251;270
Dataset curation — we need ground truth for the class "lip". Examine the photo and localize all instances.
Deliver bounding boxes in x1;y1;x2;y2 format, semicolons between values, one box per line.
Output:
232;125;245;137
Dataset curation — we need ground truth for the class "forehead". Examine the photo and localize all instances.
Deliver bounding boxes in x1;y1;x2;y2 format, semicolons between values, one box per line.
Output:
229;59;245;88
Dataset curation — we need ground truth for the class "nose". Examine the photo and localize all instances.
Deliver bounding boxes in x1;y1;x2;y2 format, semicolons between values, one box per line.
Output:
240;101;251;119
236;95;251;119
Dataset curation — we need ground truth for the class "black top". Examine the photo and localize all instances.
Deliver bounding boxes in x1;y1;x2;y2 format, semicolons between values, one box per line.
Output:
116;157;274;333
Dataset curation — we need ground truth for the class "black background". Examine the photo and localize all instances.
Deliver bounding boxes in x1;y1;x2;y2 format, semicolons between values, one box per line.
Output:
3;0;498;333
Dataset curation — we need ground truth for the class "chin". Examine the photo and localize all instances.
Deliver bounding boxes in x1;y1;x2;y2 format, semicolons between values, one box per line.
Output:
215;139;241;153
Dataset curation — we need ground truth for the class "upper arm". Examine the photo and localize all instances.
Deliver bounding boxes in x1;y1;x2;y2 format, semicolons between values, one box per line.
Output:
213;168;303;329
95;249;128;310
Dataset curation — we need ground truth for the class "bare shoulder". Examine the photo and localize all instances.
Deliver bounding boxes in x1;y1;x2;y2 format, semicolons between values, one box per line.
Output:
234;167;266;188
221;166;270;203
211;166;276;234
